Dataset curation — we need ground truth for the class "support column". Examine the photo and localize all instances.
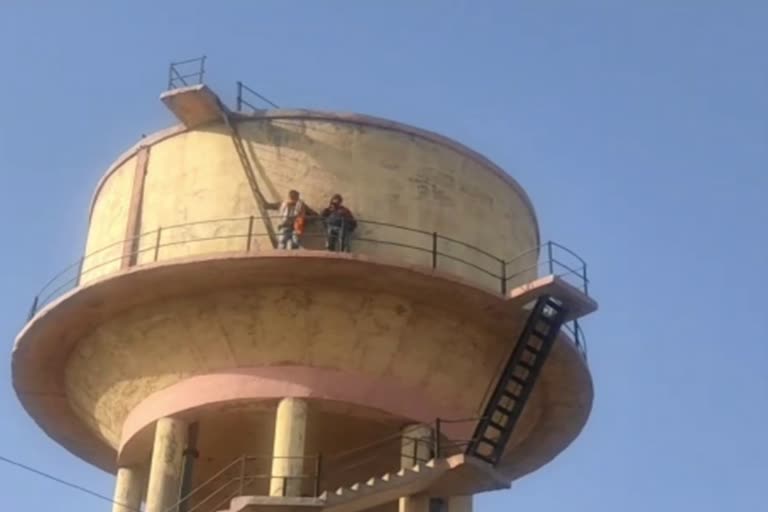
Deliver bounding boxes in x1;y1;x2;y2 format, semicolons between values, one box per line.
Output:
112;466;145;512
145;417;188;512
398;424;433;512
270;398;308;497
448;495;473;512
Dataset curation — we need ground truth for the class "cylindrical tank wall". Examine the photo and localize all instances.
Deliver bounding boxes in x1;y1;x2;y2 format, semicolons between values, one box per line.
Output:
80;116;539;292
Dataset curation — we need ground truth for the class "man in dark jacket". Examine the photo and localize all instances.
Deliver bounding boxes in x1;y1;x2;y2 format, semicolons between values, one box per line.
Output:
321;194;356;252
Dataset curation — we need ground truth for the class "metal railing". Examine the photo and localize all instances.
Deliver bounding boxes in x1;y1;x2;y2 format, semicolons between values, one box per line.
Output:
174;454;321;512
236;81;279;111
171;416;492;512
25;215;589;356
168;56;207;90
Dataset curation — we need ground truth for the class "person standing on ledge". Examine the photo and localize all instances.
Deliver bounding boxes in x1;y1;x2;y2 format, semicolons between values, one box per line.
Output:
268;189;306;250
321;193;356;252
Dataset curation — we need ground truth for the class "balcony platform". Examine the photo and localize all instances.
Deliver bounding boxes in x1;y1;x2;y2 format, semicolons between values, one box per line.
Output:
161;84;226;128
13;250;595;484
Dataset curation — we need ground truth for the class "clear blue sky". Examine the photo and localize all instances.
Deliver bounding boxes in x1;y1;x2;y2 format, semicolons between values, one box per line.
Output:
1;2;766;511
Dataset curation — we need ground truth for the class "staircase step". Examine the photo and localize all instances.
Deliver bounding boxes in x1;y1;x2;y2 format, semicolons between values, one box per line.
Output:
488;420;507;431
501;390;520;400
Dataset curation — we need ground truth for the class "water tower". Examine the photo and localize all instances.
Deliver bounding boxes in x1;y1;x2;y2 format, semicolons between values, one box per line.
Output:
13;58;596;512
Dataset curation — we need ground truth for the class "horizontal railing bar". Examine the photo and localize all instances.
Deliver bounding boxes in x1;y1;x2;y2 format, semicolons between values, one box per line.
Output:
548;240;588;268
435;234;500;262
434;251;502;279
170;56;206;66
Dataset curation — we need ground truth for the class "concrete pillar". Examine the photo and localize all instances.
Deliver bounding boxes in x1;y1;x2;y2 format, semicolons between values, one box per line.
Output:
270;398;308;497
448;495;473;512
398;424;434;512
112;466;145;512
145;417;188;512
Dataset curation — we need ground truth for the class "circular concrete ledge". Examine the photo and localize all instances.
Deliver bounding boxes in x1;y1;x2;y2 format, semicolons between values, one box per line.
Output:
13;250;592;482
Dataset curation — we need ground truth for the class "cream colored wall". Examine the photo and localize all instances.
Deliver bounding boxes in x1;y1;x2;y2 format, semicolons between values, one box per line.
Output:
81;156;136;284
64;286;508;447
85;118;539;293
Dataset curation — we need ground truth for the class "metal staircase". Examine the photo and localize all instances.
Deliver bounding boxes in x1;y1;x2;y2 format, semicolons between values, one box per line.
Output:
466;295;568;465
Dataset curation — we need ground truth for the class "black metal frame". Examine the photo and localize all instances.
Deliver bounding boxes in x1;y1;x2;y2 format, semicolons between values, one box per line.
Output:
236;81;279;111
168;56;207;90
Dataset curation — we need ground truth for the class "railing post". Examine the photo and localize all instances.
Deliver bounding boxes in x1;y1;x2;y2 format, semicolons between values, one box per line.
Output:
236;81;243;112
547;241;553;275
74;256;84;287
200;55;206;83
583;265;589;295
238;456;246;495
432;232;438;269
27;296;39;321
500;259;507;295
434;419;442;458
246;215;254;251
314;454;322;497
154;227;163;262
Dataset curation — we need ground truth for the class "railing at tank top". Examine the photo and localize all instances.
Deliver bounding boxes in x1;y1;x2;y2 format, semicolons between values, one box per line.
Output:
24;215;589;359
167;56;206;90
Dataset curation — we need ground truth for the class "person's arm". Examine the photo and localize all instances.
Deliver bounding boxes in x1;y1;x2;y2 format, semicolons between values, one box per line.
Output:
264;201;281;211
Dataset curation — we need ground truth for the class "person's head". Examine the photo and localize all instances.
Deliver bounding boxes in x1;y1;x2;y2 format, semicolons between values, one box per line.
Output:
288;190;300;202
330;193;343;206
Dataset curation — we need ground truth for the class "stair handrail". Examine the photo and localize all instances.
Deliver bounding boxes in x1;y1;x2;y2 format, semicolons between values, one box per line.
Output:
169;455;245;512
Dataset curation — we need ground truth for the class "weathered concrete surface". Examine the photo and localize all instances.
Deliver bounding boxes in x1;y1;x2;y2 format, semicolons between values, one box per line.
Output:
448;495;472;512
112;466;145;512
145;417;187;512
270;398;308;497
13;251;594;485
82;111;541;292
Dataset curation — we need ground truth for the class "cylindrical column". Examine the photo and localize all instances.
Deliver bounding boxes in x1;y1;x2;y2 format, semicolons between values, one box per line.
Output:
270;398;308;497
448;495;473;512
112;466;145;512
399;424;434;512
145;417;188;512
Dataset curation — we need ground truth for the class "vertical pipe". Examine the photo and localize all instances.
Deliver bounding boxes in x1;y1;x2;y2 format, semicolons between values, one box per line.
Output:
432;233;438;269
547;241;553;275
154;228;162;262
313;454;322;497
28;296;39;321
238;457;246;496
177;422;199;512
500;259;507;295
74;257;85;287
246;216;254;251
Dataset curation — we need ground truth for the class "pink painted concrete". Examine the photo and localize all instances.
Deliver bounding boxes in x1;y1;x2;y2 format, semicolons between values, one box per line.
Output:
120;366;475;454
